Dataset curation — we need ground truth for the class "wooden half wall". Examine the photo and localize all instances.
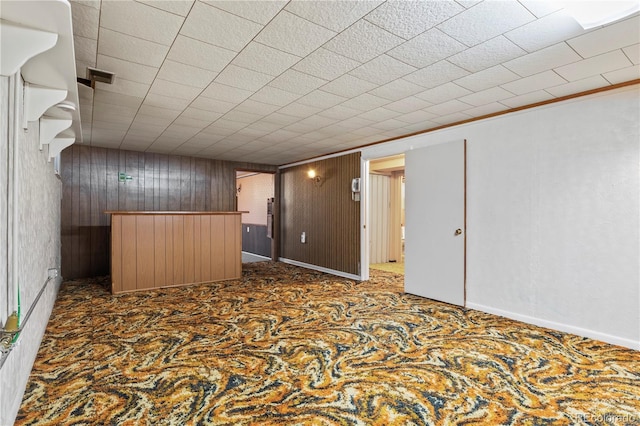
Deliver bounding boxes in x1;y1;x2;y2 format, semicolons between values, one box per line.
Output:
280;152;361;276
60;145;276;279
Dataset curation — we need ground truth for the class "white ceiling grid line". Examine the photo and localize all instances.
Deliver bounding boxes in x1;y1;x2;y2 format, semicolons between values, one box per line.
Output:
67;0;640;165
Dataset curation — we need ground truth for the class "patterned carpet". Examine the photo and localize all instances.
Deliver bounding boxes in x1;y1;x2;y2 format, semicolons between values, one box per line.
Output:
17;262;640;425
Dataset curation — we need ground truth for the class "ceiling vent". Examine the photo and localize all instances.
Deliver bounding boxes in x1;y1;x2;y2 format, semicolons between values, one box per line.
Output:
77;67;115;88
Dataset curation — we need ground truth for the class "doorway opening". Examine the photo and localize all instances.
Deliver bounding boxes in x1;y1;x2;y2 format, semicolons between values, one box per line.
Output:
369;154;405;276
236;171;275;263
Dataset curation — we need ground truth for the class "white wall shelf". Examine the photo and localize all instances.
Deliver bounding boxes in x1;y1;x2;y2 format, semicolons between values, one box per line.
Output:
0;0;82;143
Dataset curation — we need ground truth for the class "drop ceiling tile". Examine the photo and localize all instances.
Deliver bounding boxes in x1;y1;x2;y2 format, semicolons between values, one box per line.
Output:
395;109;437;124
96;55;157;84
99;28;169;67
269;70;328;95
365;0;464;40
336;116;376;130
167;35;236;72
246;121;283;133
95;78;150;98
505;10;585;53
156;60;217;89
150;79;201;101
173;116;212;129
402;121;438;133
202;83;253;103
215;65;275;91
438;1;534;47
94;90;144;108
250;86;302;106
357;107;402;122
266;129;300;142
201;125;236;137
425;99;471;116
416;82;472;104
231;42;301;76
190;96;236;114
292;1;382;31
388;29;466;69
431;111;472;125
74;35;98;65
348;54;416;85
137;0;195;17
545;75;610;97
70;2;99;39
500;70;567;95
503;43;582;78
603;65;640;84
138;104;182;119
385;96;432;113
202;1;286;25
570;16;640;58
403;60;470;89
318;105;362;120
144;93;192;110
278;102;323;118
128;122;167;136
455;0;482;9
162;124;201;139
93;102;138;121
256;11;337;56
324;20;404;63
181;107;222;122
320;74;378;97
499;90;555;108
100;0;184;45
261;112;301;126
180;2;263;52
462;102;509;117
222;110;264;125
293;48;360;81
623;44;640;64
234;100;281;116
448;36;527;73
554;50;632;81
214;119;249;131
92;120;132;132
340;93;390;112
518;0;562;18
368;79;425;101
368;118;408;131
297;90;348;109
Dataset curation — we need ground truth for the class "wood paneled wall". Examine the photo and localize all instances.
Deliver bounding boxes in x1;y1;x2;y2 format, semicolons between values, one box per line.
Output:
280;152;361;275
61;145;276;279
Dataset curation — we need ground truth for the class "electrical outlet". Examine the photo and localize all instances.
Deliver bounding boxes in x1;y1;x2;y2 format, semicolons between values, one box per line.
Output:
47;268;59;279
301;232;306;243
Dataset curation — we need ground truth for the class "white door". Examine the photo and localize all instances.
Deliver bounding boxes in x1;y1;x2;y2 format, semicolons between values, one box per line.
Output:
405;140;465;306
369;174;390;264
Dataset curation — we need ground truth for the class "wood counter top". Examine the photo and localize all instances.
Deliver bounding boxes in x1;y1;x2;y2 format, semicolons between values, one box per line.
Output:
105;211;248;215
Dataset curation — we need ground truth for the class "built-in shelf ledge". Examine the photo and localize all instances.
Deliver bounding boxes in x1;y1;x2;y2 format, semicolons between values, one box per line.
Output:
48;133;75;161
25;84;67;127
1;0;83;144
40;117;72;150
0;19;58;77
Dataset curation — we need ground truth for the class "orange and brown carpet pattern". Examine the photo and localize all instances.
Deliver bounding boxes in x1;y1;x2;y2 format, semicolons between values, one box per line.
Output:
17;262;640;425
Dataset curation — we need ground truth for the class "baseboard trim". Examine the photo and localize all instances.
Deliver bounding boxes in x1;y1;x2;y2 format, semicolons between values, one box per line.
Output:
241;251;271;261
466;302;639;350
278;258;361;281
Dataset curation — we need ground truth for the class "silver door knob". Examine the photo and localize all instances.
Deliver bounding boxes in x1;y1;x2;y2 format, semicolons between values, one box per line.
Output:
455;228;462;235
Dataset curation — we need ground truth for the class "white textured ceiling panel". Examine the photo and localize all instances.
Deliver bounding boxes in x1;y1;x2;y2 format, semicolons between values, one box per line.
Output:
70;0;640;165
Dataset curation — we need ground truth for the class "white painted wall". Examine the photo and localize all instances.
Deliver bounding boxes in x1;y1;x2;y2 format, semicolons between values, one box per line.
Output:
0;75;63;425
369;173;390;264
362;86;640;349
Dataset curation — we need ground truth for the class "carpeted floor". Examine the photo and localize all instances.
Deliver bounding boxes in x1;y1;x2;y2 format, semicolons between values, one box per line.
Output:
17;262;640;425
370;262;405;275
